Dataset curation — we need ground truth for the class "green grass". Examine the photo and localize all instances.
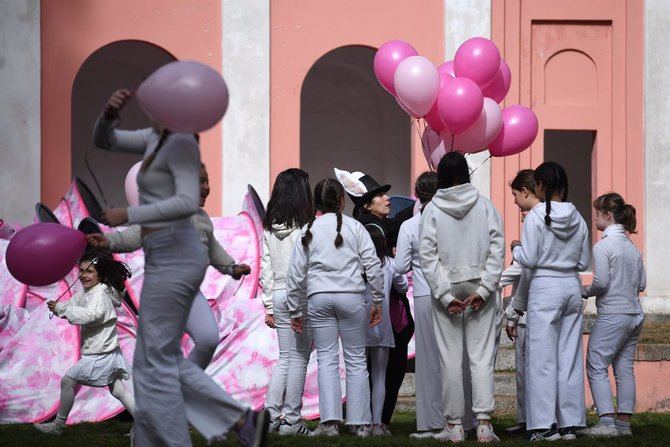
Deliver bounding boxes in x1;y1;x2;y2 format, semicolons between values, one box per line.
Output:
3;412;670;446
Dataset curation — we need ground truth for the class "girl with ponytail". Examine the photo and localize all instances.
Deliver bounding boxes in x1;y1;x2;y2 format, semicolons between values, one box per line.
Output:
510;161;590;441
579;193;645;438
286;178;384;437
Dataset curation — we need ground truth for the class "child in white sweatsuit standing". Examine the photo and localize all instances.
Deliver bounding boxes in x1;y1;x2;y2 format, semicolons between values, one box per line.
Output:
511;162;590;441
261;169;314;436
286;178;384;438
363;223;408;436
35;249;135;435
419;152;505;443
579;193;645;438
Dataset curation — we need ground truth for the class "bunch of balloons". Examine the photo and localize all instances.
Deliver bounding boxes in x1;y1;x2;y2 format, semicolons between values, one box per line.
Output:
374;38;538;168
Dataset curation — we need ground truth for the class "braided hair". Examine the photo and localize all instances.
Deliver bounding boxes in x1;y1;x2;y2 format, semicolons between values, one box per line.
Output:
79;248;132;294
533;162;568;227
415;171;438;206
140;128;171;172
593;192;637;234
302;178;345;248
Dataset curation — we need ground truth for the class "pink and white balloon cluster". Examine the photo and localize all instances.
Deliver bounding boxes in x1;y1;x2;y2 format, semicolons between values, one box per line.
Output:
374;38;539;169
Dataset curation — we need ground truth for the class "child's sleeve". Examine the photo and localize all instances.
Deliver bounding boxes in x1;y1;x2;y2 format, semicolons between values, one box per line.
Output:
511;268;530;312
54;289;106;326
583;243;609;297
106;225;142;253
419;205;453;307
394;222;413;275
286;236;308;319
207;230;236;276
390;260;409;294
476;201;505;301
260;233;275;314
358;225;384;306
512;215;542;269
577;220;592;272
92;114;152;155
638;254;647;293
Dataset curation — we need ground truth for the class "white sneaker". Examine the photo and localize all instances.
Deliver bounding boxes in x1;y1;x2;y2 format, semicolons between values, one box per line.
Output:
434;424;465;443
370;424;391;436
33;420;65;436
409;430;441;439
278;421;311;436
477;424;500;443
577;424;619;437
309;423;339;437
355;425;372;437
529;428;561;442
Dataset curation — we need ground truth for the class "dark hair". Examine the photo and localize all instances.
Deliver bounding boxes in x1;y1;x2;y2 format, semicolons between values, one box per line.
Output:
264;168;313;231
365;224;389;266
593;192;637;234
415;171;438;205
302;178;345;248
510;169;536;193
437;152;470;189
355;192;387;221
533;162;569;226
79;248;131;294
140;129;171;172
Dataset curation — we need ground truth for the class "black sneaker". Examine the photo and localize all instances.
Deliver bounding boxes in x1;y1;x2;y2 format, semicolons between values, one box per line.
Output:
528;426;561;442
558;426;577;440
506;423;527;435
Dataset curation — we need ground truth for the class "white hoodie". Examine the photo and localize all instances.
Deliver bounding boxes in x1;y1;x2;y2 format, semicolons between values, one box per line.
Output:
260;224;302;314
419;183;505;307
512;201;590;278
54;283;123;355
286;213;384;318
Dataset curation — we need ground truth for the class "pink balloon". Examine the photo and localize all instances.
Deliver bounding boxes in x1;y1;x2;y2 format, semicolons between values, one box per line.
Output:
137;61;229;133
438;60;456;78
374;40;419;96
420;128;447;170
488;105;539;157
6;223;86;286
451;98;503;153
394;56;440;117
454;37;501;89
124;161;142;207
423;71;454;131
437;77;484;135
395;97;421;119
482;59;512;103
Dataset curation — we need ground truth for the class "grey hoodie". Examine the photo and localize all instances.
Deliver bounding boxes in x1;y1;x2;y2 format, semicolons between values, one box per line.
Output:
260;224;302;314
419;183;505;307
512;201;590;278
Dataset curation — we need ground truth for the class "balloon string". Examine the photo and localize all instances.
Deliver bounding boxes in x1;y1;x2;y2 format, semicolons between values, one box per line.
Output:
48;259;96;319
85;150;110;207
450;134;455;152
469;155;492;176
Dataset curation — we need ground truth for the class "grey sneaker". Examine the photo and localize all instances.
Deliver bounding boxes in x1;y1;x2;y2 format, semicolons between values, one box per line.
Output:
355;425;372;437
577;424;619;438
309;423;339;437
434;424;465;443
371;424;391;436
268;419;281;433
34;420;65;436
278;421;311;436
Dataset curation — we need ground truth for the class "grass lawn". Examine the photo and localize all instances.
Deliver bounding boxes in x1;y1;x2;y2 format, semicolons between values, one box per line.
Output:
2;411;669;446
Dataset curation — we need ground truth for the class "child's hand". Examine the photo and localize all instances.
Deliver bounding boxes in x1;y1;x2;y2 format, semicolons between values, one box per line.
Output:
369;306;382;328
86;233;109;248
447;298;465;315
231;264;251;280
104;89;132;118
463;293;484;311
47;301;57;313
265;314;275;329
291;316;303;334
505;323;517;341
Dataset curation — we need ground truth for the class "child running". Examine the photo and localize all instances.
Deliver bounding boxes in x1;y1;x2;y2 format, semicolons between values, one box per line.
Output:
579;193;645;438
34;249;135;435
363;223;408;436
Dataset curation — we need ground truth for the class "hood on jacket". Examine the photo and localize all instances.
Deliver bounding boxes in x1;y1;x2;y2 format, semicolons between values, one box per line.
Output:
97;283;123;307
431;183;479;219
530;201;583;240
271;223;296;240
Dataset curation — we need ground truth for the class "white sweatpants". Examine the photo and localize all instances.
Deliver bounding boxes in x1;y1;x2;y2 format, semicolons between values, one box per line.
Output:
514;323;527;423
413;295;446;431
184;292;219;369
368;346;389;425
432;280;497;425
587;313;643;416
265;290;312;425
525;276;585;431
308;292;371;425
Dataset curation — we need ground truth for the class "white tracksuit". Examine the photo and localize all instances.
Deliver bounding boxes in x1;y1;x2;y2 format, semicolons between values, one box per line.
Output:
583;224;646;416
419;183;505;425
260;225;311;425
512;201;590;431
286;213;384;425
396;213;446;431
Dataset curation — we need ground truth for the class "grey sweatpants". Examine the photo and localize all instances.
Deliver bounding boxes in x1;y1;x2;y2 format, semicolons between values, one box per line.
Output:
133;227;246;447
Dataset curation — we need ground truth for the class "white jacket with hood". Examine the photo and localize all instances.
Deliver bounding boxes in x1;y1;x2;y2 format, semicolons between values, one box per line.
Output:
54;283;123;355
419;183;505;308
260;224;302;314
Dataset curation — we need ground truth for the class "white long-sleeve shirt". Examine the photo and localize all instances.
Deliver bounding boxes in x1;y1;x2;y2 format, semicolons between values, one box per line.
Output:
501;262;529;325
286;214;384;318
93;115;200;228
54;283;122;355
583;224;645;315
260;225;302;314
395;213;430;297
366;258;408;347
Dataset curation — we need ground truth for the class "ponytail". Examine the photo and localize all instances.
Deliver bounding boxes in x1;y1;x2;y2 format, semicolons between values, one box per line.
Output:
302;178;346;249
593;193;637;234
534;162;569;227
621;204;637;234
334;211;343;248
301;210;317;247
